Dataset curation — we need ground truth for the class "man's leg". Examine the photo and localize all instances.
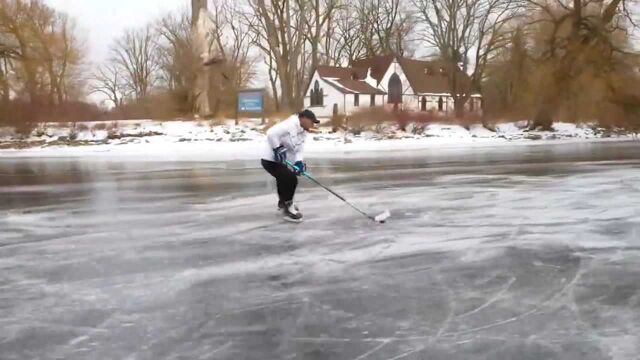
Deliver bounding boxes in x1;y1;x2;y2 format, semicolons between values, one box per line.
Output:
276;165;298;202
261;159;298;203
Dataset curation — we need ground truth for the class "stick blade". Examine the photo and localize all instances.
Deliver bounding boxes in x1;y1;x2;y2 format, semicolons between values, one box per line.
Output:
374;210;391;223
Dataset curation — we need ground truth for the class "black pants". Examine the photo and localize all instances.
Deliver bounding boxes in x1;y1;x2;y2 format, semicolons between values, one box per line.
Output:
262;159;298;203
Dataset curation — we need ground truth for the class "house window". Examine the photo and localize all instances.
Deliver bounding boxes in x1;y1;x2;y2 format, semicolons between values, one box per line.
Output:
424;67;432;75
421;96;427;111
438;96;444;111
470;98;475;111
310;80;323;106
387;73;402;105
370;94;376;107
354;94;360;107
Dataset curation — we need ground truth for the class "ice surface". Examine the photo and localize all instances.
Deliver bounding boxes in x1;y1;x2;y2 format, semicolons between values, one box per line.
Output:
0;141;639;359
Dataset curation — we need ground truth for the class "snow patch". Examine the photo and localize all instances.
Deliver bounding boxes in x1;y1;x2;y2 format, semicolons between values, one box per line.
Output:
0;119;635;159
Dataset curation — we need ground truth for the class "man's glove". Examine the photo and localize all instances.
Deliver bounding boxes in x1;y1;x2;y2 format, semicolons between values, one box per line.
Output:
293;161;306;176
273;146;287;163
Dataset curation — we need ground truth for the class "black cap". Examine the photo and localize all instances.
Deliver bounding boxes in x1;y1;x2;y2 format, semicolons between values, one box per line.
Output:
298;109;319;124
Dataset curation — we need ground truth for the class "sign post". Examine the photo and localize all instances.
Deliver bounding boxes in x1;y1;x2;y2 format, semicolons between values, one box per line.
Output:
237;88;265;125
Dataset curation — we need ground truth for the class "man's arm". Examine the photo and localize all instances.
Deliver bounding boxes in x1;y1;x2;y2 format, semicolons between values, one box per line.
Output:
294;141;305;162
266;121;288;149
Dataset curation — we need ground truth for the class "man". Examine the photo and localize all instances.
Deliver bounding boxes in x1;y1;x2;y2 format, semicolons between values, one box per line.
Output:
261;109;319;222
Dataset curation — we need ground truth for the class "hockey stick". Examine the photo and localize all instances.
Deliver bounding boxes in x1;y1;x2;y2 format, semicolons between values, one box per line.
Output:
285;160;391;223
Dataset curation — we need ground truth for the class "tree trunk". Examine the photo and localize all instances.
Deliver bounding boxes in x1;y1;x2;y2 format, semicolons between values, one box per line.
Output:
0;60;9;105
14;38;39;104
531;102;554;130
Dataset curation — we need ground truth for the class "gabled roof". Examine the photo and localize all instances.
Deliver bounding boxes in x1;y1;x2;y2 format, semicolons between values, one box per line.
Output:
314;65;386;95
317;65;367;80
312;55;475;96
351;55;395;83
397;58;472;95
334;79;386;95
351;55;474;95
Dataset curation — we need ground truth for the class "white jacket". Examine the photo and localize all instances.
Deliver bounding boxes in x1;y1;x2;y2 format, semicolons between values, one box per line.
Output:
261;115;307;162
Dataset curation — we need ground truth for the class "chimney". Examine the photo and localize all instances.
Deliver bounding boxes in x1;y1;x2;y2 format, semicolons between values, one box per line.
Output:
365;67;377;87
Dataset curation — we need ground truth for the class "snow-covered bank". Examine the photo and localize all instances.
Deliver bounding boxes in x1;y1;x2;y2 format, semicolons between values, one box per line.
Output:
0;119;636;160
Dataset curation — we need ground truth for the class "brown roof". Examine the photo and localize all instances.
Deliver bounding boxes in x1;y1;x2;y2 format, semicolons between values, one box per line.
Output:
397;57;472;94
334;79;386;95
317;65;367;80
314;65;385;95
351;55;395;83
350;55;474;95
314;55;473;96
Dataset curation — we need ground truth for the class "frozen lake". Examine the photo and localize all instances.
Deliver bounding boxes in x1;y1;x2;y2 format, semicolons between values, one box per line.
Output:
1;141;639;359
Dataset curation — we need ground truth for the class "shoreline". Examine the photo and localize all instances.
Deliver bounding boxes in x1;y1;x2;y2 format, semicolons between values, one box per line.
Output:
1;136;636;162
0;120;636;161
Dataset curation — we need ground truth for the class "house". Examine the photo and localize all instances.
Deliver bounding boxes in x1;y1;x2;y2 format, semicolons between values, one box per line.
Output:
304;55;482;118
304;65;387;118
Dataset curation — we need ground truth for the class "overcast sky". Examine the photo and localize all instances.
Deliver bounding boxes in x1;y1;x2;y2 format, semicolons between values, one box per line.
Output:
46;0;185;64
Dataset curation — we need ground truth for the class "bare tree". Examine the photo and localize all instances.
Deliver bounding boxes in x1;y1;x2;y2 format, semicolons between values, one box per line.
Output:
111;25;160;100
91;63;128;108
208;1;256;90
470;0;522;92
0;0;41;103
354;0;415;57
296;0;341;77
0;34;18;104
330;6;367;65
482;27;532;114
413;0;522;115
0;0;86;105
522;0;640;128
266;52;280;111
327;0;415;66
30;8;84;104
245;0;307;111
156;10;201;112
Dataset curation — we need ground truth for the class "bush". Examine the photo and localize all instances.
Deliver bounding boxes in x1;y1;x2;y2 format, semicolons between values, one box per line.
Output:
106;121;120;139
0;100;102;138
103;92;185;120
92;123;108;131
331;114;346;132
33;125;48;137
68;123;78;141
345;107;390;133
107;121;119;131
